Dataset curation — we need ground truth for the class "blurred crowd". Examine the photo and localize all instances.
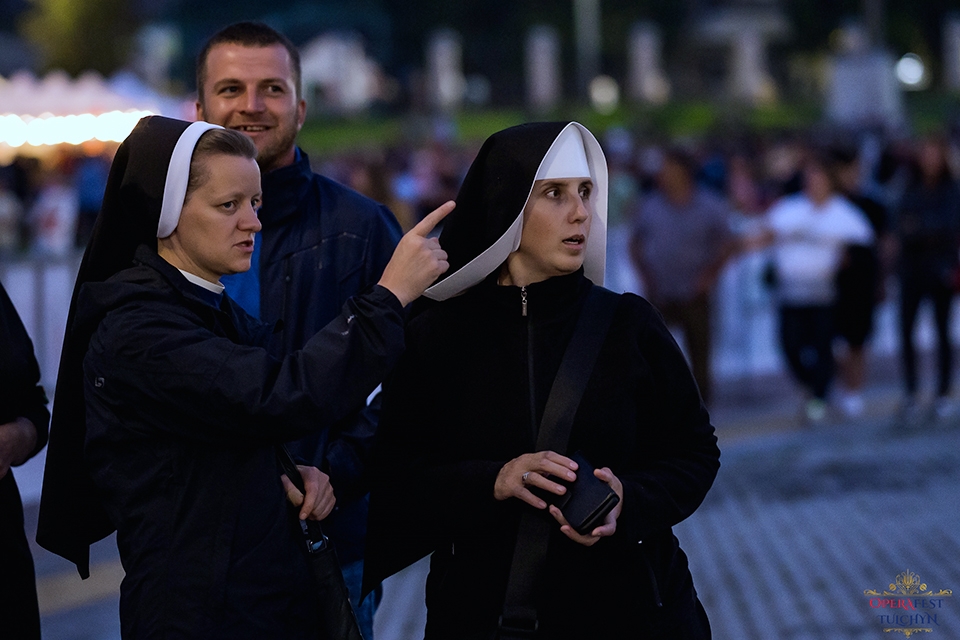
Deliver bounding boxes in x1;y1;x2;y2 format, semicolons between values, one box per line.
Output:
4;122;960;423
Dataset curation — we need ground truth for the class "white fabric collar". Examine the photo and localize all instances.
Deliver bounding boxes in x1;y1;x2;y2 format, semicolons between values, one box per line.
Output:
178;269;224;294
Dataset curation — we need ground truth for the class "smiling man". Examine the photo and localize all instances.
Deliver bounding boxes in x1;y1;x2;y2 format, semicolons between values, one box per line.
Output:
195;22;403;637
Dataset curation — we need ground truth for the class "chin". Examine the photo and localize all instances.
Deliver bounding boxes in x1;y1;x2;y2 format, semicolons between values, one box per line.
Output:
227;261;252;275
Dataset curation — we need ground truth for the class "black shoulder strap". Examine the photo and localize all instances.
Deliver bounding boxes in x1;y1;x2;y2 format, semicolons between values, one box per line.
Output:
498;285;620;639
276;444;329;543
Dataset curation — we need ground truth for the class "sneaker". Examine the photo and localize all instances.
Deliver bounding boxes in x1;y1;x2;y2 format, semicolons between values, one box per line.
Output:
805;398;828;423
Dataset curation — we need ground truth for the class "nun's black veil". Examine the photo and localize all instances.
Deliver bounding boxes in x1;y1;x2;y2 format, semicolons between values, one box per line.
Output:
37;116;194;577
423;121;607;302
437;121;569;280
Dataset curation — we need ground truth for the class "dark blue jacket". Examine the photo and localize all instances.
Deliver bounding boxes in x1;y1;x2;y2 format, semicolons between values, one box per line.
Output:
249;149;402;564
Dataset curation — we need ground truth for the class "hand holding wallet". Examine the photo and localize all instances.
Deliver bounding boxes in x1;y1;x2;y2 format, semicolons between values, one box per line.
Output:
534;451;620;535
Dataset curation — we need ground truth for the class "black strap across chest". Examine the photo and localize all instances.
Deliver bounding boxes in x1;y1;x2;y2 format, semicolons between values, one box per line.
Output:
498;285;620;639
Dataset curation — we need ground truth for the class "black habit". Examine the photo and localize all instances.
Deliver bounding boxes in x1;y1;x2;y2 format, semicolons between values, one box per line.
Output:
365;123;720;639
0;281;49;640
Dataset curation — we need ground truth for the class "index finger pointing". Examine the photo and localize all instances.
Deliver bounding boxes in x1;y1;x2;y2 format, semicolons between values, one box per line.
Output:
412;200;455;237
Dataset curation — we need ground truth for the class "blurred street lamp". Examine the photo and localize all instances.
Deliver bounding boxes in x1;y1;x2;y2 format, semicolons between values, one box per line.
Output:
895;53;929;90
589;75;619;114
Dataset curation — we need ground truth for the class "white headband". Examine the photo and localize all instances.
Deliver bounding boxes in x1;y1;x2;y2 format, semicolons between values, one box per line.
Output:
535;125;590;180
157;121;223;238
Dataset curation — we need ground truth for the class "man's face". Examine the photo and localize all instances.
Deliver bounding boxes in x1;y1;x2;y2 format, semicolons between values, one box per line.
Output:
197;43;306;174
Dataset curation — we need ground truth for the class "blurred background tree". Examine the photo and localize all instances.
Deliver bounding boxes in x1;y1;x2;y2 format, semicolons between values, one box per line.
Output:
19;0;138;75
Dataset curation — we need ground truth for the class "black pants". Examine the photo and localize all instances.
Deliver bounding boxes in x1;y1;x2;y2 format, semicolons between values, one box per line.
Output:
779;305;835;400
899;274;955;397
657;294;713;403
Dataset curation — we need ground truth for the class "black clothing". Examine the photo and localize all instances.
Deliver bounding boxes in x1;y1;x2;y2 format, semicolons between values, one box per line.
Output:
365;272;719;639
895;178;960;397
779;304;835;400
835;194;887;347
0;281;49;640
80;247;404;638
38;117;201;572
900;275;954;397
36;116;408;637
253;149;401;565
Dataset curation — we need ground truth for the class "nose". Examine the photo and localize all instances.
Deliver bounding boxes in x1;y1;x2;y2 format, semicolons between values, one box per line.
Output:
242;88;265;113
240;203;262;232
570;192;589;223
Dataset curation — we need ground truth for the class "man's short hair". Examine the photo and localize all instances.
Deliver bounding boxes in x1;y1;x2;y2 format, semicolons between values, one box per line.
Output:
196;21;302;104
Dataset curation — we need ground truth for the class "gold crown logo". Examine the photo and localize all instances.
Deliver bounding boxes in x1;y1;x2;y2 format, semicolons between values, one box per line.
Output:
864;570;954;597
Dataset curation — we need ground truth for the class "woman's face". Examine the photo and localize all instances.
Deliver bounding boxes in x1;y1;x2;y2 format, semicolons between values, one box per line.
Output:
163;153;262;283
802;163;834;204
504;177;593;286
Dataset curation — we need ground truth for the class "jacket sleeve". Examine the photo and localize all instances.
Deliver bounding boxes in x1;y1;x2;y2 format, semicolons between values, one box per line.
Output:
614;298;720;544
85;285;405;445
364;319;510;591
321;203;402;496
0;282;50;458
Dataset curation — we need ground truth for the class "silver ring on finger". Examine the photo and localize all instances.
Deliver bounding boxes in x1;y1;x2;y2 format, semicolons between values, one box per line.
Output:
522;471;530;484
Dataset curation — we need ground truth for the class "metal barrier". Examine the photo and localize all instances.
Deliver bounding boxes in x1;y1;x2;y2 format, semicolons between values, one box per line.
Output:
0;250;83;391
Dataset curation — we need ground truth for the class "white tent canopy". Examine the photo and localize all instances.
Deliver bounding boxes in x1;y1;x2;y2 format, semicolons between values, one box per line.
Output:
0;69;187;150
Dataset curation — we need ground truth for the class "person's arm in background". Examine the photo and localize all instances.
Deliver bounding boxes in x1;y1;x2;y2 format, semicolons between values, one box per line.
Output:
628;202;660;302
0;281;50;479
694;198;738;297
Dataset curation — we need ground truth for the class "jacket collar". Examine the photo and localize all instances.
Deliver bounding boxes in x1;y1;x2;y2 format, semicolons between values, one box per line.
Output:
258;147;314;227
133;245;224;309
131;245;276;345
474;269;589;320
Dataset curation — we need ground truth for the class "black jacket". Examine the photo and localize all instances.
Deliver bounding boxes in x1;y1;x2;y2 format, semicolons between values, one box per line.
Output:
79;246;404;639
895;177;960;284
365;271;720;639
0;281;49;640
252;150;401;564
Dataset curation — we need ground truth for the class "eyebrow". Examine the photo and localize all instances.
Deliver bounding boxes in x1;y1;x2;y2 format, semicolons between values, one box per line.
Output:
538;179;594;189
212;78;290;89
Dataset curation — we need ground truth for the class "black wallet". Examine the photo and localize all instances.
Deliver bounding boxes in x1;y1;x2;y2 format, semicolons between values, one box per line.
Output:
535;451;620;535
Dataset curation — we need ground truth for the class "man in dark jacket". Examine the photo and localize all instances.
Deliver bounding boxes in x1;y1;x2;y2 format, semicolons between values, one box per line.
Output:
195;22;402;634
1;280;50;640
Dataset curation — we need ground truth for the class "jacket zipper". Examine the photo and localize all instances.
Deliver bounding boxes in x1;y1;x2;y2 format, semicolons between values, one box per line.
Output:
524;286;537;443
639;540;664;608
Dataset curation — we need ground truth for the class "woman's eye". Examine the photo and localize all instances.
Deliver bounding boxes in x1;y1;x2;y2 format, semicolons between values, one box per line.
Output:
220;201;236;211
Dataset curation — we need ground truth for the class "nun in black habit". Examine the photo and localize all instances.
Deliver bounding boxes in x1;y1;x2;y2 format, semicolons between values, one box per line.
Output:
35;116;450;638
364;122;720;639
0;280;49;640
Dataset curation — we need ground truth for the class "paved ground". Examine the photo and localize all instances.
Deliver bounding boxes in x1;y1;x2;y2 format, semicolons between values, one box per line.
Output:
23;367;960;640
